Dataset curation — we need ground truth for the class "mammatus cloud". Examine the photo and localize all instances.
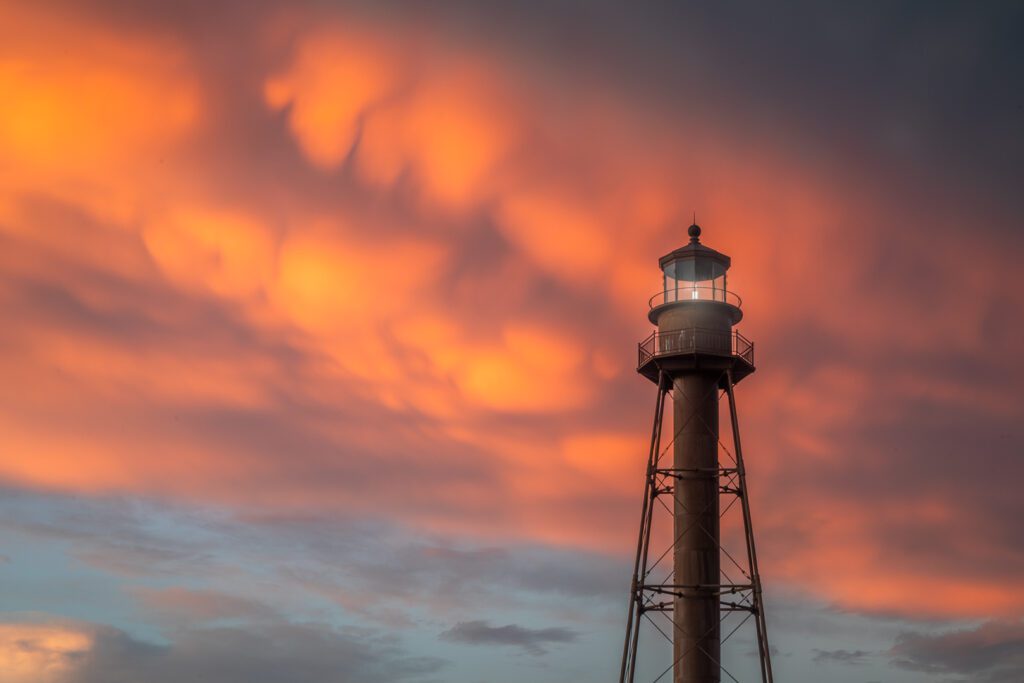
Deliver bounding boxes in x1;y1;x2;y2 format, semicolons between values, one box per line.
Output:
890;621;1024;683
0;0;1021;632
440;620;578;655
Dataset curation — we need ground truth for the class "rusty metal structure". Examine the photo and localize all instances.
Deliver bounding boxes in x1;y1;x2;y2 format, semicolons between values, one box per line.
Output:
618;224;773;683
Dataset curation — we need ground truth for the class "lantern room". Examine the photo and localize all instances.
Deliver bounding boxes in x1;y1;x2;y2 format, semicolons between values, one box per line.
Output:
648;223;742;325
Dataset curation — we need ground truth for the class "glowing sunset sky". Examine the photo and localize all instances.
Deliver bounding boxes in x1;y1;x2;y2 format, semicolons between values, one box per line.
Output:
1;1;1023;681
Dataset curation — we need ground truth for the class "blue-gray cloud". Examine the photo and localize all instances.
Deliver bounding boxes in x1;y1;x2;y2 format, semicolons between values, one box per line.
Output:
812;648;870;665
440;620;578;655
890;621;1024;683
22;617;448;683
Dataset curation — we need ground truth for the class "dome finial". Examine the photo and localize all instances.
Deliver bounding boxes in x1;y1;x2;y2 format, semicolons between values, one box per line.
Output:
688;214;701;242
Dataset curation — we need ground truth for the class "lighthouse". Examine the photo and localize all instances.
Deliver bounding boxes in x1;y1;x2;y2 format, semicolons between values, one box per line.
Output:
619;224;773;683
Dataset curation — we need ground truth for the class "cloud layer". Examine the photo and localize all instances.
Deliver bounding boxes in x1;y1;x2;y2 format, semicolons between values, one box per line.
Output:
1;2;1023;681
0;617;446;683
891;621;1024;683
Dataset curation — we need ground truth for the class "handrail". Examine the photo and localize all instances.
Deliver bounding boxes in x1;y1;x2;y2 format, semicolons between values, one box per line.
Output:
637;328;754;368
648;287;742;309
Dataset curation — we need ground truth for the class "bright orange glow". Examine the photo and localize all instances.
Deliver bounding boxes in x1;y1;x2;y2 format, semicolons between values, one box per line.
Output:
457;324;590;412
0;5;200;223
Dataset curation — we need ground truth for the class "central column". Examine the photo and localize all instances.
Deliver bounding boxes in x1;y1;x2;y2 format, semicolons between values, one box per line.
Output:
673;372;720;683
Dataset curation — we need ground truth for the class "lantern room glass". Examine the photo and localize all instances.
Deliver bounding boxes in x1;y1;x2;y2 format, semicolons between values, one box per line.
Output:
661;257;728;304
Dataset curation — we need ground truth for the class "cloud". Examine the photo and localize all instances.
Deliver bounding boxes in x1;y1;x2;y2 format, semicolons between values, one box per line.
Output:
0;622;92;683
80;623;445;683
143;208;277;301
265;25;521;211
812;648;870;665
263;27;403;171
440;620;578;656
133;588;282;624
0;489;625;630
890;621;1024;683
0;3;201;223
0;0;1021;631
0;616;445;683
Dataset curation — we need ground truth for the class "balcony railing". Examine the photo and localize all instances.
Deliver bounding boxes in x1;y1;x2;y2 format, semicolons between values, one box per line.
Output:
638;328;754;368
648;286;742;309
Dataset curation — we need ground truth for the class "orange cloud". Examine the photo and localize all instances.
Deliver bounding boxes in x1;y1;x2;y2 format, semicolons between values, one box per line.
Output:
455;324;590;413
0;622;93;683
0;4;1020;628
264;29;401;168
266;27;521;211
761;496;1024;619
561;432;646;484
144;208;278;300
0;4;201;222
497;191;614;285
272;224;448;328
372;69;519;209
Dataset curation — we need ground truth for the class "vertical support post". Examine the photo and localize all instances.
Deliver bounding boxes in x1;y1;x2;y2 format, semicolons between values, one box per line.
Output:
673;371;721;683
620;372;668;683
724;370;774;683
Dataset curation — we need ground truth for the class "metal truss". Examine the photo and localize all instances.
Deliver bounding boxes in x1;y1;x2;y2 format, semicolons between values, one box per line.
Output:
618;369;774;683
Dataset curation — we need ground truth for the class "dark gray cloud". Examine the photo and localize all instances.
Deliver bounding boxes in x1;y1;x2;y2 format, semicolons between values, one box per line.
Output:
68;619;446;683
890;621;1024;683
812;648;870;665
440;620;578;656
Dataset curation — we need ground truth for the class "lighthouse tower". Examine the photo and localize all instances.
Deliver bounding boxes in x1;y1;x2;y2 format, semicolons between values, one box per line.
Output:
618;224;773;683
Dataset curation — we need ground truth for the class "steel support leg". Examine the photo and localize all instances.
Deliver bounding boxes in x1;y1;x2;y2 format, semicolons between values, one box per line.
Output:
724;370;774;683
620;372;668;683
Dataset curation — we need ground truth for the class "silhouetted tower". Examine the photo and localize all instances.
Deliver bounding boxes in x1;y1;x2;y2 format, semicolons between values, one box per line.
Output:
619;224;773;683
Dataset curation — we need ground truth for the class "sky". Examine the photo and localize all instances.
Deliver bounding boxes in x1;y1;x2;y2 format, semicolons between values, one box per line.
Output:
0;1;1023;681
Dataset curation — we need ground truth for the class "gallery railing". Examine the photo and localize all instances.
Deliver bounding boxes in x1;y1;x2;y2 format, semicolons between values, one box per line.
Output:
638;328;754;368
